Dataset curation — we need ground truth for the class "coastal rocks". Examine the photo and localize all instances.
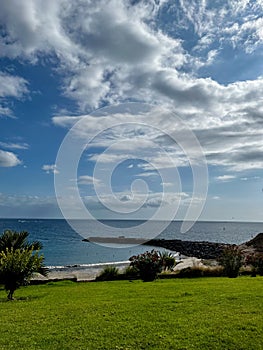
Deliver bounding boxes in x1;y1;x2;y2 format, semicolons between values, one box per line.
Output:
245;232;263;252
238;232;263;256
173;257;205;271
146;239;228;259
83;233;263;261
148;233;263;259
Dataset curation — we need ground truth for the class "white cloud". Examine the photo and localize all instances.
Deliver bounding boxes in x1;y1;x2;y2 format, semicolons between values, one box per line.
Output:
0;72;28;98
0;193;61;218
215;175;236;182
42;164;59;174
78;175;101;186
0;0;185;110
178;0;263;54
1;0;263;176
1;0;263;113
0;149;21;167
135;171;159;178
0;188;189;219
53;86;263;173
0;141;29;150
0;71;29;117
86;191;188;210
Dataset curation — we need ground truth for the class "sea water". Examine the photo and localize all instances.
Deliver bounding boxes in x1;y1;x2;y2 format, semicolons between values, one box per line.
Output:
0;219;262;267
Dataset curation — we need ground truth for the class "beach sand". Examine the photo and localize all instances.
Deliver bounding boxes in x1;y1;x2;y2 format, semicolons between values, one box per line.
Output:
31;255;205;283
31;261;130;283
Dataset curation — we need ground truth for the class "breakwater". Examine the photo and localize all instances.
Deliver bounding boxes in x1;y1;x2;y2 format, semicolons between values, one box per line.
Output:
145;239;228;259
85;232;263;259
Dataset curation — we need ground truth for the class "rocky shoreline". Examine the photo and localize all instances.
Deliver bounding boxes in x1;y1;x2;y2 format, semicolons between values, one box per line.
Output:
146;232;263;259
145;239;228;259
31;233;263;283
84;236;229;259
85;233;263;260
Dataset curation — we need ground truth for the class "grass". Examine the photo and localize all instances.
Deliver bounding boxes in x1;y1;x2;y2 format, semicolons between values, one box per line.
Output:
0;277;263;350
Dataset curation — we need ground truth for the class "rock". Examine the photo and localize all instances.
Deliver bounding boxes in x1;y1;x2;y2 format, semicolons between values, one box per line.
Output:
145;239;228;259
173;257;204;271
244;233;263;252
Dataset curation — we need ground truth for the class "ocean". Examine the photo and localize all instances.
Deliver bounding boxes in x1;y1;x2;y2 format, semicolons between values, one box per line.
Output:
0;219;262;267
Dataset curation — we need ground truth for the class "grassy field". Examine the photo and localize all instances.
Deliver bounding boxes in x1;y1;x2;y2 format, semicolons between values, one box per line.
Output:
0;277;263;350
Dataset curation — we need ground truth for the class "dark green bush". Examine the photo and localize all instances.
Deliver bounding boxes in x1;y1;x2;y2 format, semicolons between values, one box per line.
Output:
129;250;162;282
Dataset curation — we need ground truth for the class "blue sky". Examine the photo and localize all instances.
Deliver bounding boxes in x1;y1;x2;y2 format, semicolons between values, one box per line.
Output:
0;0;263;222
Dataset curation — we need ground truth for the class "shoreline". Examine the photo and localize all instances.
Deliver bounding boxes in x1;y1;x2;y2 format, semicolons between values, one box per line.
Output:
32;261;132;283
31;233;263;283
84;232;263;259
84;236;229;259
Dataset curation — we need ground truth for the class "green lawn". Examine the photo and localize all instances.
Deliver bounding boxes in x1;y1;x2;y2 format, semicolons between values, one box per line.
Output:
0;277;263;350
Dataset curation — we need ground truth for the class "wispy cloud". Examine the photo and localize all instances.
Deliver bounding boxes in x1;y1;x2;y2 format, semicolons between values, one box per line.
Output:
215;175;236;182
42;164;59;174
0;141;29;150
78;175;101;186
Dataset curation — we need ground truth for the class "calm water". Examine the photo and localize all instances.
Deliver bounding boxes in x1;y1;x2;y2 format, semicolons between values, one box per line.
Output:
0;219;262;266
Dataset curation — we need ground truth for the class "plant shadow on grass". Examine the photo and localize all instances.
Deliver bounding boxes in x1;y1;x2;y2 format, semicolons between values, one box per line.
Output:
0;293;48;303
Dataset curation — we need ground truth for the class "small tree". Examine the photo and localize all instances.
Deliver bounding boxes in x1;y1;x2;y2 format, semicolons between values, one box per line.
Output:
219;245;243;278
0;230;48;300
0;248;48;300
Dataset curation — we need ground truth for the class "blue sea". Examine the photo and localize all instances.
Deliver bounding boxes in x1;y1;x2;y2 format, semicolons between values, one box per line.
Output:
0;219;262;267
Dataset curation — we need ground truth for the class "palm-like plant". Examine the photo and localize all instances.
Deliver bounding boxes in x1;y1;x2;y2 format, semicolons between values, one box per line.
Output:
0;230;48;300
0;229;42;252
0;247;48;300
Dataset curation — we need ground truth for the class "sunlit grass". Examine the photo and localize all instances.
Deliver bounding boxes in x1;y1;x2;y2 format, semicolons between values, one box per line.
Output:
0;277;263;349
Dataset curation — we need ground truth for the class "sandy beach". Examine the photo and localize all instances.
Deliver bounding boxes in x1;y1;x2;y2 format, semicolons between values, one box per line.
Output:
31;254;205;283
31;261;131;283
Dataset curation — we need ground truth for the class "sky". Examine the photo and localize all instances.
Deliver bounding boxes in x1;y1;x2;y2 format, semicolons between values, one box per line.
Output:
0;0;263;222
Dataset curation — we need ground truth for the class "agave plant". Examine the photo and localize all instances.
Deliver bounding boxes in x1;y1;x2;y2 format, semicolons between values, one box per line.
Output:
159;251;176;271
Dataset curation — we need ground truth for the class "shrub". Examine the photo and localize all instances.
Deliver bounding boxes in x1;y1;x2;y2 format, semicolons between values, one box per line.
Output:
219;245;243;278
245;253;263;276
122;265;140;280
176;265;224;278
96;266;120;281
129;250;162;282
